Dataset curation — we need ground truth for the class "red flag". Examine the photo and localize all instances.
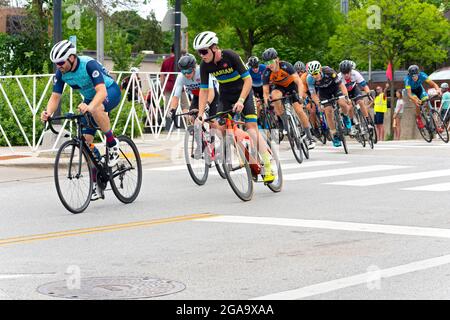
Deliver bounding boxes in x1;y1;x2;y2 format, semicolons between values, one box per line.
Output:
386;62;393;81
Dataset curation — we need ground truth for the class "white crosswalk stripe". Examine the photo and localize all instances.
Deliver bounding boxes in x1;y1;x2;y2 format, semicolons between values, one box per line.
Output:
402;182;450;192
284;165;408;181
328;169;450;186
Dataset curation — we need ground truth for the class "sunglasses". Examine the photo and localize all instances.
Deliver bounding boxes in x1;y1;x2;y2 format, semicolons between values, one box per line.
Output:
197;49;209;56
265;59;276;66
55;61;66;66
311;70;321;76
181;68;194;75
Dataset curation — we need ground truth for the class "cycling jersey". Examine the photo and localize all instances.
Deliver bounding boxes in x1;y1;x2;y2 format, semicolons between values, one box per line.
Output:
339;70;367;91
200;49;250;93
199;49;256;123
173;66;216;98
249;64;266;87
53;56;115;101
307;66;341;95
262;61;296;88
404;72;429;91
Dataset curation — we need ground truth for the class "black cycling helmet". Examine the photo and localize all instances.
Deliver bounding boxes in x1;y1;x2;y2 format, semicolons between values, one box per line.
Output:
262;48;278;61
294;61;306;73
248;56;259;68
408;64;420;76
339;60;353;74
178;53;196;70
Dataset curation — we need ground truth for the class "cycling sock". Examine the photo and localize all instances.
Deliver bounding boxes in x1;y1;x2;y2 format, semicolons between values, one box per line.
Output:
104;130;116;147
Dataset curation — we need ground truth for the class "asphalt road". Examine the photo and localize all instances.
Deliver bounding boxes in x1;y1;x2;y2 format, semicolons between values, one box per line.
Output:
2;138;450;300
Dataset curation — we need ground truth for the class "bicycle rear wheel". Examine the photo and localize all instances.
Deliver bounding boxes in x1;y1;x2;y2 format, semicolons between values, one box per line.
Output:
109;135;143;204
368;114;378;144
54;140;92;214
184;125;209;185
222;133;254;201
265;139;283;193
432;110;449;143
335;112;348;154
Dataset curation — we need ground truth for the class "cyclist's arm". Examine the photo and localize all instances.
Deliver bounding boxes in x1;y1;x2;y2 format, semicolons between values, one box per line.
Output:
87;84;107;111
170;78;183;110
45;93;62;115
198;65;209;118
263;84;270;106
293;73;304;101
206;75;215;105
311;92;320;108
339;82;349;98
231;52;253;103
425;79;441;93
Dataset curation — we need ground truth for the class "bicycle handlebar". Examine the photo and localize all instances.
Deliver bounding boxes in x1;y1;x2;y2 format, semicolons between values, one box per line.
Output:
45;112;94;135
320;95;347;105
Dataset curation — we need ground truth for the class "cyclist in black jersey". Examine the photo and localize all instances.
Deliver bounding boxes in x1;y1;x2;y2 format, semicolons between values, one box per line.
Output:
193;31;275;183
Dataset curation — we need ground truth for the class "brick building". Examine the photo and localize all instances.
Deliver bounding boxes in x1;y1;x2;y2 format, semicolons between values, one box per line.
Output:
0;7;26;34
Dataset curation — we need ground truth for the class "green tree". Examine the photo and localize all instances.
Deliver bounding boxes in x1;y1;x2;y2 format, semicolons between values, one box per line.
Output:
328;0;450;137
178;0;342;61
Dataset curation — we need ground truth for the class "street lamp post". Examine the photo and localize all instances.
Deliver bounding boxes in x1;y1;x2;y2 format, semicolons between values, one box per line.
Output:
174;0;181;71
368;41;373;83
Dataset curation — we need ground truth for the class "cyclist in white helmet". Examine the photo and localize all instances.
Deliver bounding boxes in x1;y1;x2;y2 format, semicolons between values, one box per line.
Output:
41;40;122;201
306;60;353;147
194;31;276;183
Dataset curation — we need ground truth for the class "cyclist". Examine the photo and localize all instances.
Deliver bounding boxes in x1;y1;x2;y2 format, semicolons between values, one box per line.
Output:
338;59;373;133
193;31;275;183
404;64;442;129
306;60;353;147
294;60;318;136
167;54;219;124
261;48;316;149
41;39;121;200
440;83;450;123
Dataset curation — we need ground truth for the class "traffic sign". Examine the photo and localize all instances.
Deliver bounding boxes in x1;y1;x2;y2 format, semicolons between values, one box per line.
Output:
161;9;188;32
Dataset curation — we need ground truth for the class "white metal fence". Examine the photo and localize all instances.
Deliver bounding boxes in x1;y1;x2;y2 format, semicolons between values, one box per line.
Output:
0;71;190;155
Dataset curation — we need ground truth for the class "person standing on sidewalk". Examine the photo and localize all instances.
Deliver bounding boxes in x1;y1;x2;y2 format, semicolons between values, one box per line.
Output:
393;89;404;140
440;83;450;124
372;83;389;141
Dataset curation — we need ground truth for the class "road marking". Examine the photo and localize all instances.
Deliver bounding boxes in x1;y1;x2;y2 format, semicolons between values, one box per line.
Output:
0;273;56;280
146;165;187;171
197;215;450;239
252;253;450;300
283;165;408;181
402;182;450;192
328;169;450;186
0;213;216;247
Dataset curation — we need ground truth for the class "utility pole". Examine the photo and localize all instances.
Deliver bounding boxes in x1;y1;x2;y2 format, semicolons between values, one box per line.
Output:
53;0;62;118
174;0;181;71
96;0;104;64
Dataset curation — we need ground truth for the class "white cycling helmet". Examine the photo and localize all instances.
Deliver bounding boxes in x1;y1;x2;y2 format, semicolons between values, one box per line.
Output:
193;31;218;50
306;60;322;74
50;40;76;63
441;82;449;89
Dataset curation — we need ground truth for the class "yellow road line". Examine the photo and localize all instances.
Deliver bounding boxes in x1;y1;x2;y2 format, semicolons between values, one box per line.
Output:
0;213;217;247
120;153;162;159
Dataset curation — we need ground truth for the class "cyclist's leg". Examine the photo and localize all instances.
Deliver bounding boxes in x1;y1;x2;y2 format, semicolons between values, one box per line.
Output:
270;88;288;133
241;92;275;182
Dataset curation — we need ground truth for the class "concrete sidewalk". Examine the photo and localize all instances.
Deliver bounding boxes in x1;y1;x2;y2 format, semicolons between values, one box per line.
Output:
0;132;187;168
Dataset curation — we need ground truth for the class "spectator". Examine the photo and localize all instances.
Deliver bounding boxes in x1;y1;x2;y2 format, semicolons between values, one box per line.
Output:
440;83;450;124
372;82;389;141
160;44;188;129
393;89;404;140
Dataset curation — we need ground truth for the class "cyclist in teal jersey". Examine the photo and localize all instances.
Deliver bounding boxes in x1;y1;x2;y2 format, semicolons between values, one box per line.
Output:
41;40;122;200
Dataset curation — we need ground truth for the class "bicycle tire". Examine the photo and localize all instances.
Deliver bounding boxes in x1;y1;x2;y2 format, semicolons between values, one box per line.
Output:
355;110;366;148
54;140;92;214
335;109;349;154
368;114;378;144
109;135;143;204
432;110;449;143
287;117;303;163
184;125;209;185
361;116;374;149
418;112;433;143
222;134;254;201
266;138;283;193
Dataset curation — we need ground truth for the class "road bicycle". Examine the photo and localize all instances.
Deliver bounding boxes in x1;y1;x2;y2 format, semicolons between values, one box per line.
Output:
320;95;349;154
417;95;449;143
206;109;283;201
350;93;375;149
270;94;309;163
46;113;142;214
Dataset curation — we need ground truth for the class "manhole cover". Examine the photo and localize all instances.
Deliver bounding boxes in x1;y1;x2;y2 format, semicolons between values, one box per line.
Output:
37;276;186;299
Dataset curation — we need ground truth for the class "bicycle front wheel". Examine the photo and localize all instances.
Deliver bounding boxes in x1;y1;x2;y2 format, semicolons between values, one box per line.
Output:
222;134;254;201
109;135;143;204
265;139;283;193
184;125;209;185
287;118;303;164
432;110;449;143
418;113;433;143
54;140;92;214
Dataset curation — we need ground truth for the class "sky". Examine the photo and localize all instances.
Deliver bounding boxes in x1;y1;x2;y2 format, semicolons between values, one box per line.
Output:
139;0;169;21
